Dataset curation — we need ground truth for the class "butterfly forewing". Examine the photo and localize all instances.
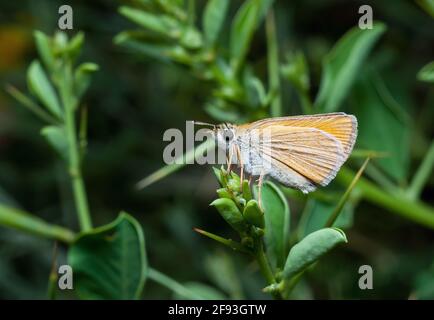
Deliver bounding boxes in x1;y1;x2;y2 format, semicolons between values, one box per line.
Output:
256;126;344;186
236;113;357;192
241;112;357;157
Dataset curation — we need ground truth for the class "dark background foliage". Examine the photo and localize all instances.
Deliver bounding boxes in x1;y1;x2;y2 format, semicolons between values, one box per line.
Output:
0;0;433;299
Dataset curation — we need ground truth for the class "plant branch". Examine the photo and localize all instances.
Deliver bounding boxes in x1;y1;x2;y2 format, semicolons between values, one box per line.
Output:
407;139;434;200
255;240;283;299
148;267;203;299
59;62;92;231
325;157;370;228
0;204;75;243
194;228;249;253
136;139;215;189
336;166;434;229
255;241;275;285
5;85;60;125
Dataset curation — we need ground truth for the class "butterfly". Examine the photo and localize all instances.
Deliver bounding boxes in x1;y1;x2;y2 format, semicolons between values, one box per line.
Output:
198;112;357;200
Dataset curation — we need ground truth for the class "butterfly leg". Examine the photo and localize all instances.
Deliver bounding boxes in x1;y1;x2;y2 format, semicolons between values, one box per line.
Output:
235;145;244;185
257;171;265;211
226;144;234;173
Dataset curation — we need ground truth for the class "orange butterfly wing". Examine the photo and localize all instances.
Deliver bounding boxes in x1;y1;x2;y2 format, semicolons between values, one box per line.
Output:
237;113;357;190
242;112;357;157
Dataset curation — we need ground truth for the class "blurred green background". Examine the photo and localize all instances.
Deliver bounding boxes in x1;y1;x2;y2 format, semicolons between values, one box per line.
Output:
0;0;433;299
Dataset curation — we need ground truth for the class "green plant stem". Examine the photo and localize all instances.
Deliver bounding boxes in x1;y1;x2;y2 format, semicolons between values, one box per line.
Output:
79;105;88;158
364;161;400;194
5;85;60;125
65;105;92;231
325;157;370;228
255;242;275;284
407;139;434;200
47;242;58;300
148;267;203;299
266;9;281;117
299;91;313;114
336;167;434;229
59;63;92;231
255;241;283;299
136;139;215;189
187;0;195;26
0;204;75;243
281;270;305;298
194;228;249;253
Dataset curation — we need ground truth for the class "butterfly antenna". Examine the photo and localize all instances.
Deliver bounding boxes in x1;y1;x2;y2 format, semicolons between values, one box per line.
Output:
193;121;216;129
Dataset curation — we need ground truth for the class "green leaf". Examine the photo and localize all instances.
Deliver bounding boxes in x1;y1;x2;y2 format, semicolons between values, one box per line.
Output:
212;167;226;187
258;0;275;21
180;26;203;49
230;0;261;71
205;250;244;299
203;0;229;46
173;282;226;300
74;62;99;99
216;188;231;199
210;198;247;233
53;31;69;54
315;22;386;112
34;31;55;71
242;180;252;201
68;212;147;299
27;60;62;118
352;72;409;182
298;199;354;239
243;199;264;228
260;181;290;270
205;102;241;123
416;0;434;18
114;33;173;63
119;6;181;39
244;70;267;108
417;61;434;83
283;228;347;280
281;51;310;94
413;263;434;299
41;126;69;161
67;32;85;62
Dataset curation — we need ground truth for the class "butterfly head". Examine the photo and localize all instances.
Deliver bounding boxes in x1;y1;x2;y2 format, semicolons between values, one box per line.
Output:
193;121;236;151
215;123;236;151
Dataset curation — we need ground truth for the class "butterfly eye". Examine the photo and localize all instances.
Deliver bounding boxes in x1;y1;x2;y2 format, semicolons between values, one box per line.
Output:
224;130;233;142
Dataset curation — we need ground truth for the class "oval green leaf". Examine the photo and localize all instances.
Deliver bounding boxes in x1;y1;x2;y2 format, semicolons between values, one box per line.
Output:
315;22;386;112
119;6;181;39
203;0;229;46
243;199;264;228
75;62;99;99
283;228;347;280
210;198;247;233
417;61;434;83
230;0;261;70
352;71;409;182
298;198;354;239
41;125;69;161
34;31;55;71
260;181;290;270
27;60;62;118
68;212;147;299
